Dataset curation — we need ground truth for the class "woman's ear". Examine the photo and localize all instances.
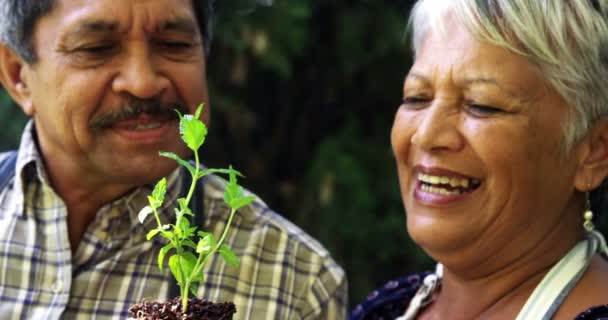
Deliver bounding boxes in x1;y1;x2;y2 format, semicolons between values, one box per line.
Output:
0;44;35;116
574;119;608;191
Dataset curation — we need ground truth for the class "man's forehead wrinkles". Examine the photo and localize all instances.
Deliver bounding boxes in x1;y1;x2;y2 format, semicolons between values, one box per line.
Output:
72;19;119;34
56;18;118;44
60;14;198;41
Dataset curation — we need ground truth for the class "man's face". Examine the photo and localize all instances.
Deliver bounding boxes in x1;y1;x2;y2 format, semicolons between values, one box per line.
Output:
21;0;209;186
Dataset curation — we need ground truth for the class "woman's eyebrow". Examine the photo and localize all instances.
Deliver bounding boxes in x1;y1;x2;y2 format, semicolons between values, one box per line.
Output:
462;77;517;98
404;72;431;86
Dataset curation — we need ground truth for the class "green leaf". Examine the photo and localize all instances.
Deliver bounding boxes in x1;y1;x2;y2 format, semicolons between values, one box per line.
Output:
191;270;204;283
180;252;198;280
138;206;153;224
178;217;191;233
173;208;182;222
179;113;208;151
183;207;193;217
146;228;161;240
183;239;197;250
177;198;189;212
160;229;174;241
196;168;242;179
158;243;175;271
219;244;240;268
197;231;217;245
229;195;256;211
168;255;185;285
223;166;248;206
168;252;197;287
152;178;167;204
223;185;239;205
182;227;196;240
228;166;239;189
159;152;195;175
196;235;213;255
189;282;200;296
194;103;204;120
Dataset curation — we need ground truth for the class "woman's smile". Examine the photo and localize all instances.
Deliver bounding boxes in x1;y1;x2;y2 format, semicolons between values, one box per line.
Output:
413;166;481;206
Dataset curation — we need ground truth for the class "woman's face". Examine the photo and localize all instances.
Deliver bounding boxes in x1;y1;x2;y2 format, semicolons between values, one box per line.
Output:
392;16;584;268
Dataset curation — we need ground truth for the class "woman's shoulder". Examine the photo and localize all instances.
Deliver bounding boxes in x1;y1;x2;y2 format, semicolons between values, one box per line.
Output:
349;271;608;320
350;272;433;320
575;305;608;320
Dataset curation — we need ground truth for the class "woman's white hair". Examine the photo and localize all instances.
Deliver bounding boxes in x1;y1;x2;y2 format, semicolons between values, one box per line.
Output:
409;0;608;152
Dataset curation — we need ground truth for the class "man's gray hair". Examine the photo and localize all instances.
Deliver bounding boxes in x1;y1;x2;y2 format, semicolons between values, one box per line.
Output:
0;0;216;63
409;0;608;152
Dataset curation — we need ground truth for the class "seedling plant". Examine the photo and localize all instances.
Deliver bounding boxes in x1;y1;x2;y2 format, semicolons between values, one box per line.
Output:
138;104;255;313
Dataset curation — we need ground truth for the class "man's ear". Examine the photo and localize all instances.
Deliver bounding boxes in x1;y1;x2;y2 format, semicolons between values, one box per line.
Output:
574;119;608;191
0;44;34;116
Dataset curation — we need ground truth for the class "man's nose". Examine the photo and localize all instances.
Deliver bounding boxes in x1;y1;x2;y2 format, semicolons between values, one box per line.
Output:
410;104;464;153
111;47;170;99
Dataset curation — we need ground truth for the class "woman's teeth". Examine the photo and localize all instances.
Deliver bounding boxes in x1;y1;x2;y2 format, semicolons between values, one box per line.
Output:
420;184;462;195
417;173;480;195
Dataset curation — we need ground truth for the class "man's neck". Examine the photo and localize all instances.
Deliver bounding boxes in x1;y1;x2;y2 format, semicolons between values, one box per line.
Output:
42;151;136;252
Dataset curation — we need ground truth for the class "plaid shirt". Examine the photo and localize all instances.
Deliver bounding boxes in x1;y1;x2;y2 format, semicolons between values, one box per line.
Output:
0;121;347;320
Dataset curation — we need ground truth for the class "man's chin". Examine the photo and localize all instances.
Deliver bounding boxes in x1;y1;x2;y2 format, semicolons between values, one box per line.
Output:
99;155;183;186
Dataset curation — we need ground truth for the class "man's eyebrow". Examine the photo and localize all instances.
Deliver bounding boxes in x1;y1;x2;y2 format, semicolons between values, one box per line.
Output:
60;17;199;42
158;17;199;34
62;19;119;41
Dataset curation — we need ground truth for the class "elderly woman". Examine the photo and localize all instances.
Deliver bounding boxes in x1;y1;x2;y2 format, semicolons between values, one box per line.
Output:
351;0;608;319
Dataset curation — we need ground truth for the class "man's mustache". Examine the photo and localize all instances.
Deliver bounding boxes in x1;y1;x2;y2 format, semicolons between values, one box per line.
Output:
89;99;190;130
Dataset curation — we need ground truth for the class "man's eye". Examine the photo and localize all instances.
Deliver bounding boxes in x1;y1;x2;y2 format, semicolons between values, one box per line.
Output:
160;41;195;50
466;103;503;116
78;45;114;54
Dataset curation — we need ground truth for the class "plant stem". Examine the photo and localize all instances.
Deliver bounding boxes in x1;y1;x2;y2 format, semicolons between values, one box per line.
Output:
188;207;238;287
153;207;162;228
184;151;200;207
180;151;201;313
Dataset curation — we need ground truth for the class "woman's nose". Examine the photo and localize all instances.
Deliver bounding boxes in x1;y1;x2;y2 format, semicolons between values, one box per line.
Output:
410;105;464;153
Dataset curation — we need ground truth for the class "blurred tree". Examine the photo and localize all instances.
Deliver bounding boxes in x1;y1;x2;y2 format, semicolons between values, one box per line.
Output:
203;0;429;305
0;91;27;150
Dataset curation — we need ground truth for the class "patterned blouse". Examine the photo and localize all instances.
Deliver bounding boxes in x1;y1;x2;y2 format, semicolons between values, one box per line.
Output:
350;272;608;320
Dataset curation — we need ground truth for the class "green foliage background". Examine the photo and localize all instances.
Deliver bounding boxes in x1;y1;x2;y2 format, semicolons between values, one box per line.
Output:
1;1;606;309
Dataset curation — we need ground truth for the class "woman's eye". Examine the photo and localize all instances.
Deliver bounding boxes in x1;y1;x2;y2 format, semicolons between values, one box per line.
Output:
402;97;429;109
466;103;503;116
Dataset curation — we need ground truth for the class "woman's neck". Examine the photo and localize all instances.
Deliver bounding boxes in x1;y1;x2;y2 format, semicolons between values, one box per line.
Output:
421;215;584;320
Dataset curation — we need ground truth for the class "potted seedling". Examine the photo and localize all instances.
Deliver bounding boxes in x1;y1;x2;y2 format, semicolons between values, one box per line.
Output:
129;104;255;320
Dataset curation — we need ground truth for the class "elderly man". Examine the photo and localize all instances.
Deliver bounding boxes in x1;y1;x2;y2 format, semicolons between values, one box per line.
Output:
0;0;346;319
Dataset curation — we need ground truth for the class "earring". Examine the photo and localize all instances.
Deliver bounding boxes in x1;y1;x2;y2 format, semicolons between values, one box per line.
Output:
583;187;595;232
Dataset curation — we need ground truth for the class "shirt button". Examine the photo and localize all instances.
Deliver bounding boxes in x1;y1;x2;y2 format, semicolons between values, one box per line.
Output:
51;280;64;293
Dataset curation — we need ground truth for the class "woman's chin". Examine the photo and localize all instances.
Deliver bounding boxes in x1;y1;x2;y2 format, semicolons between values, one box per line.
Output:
407;217;475;257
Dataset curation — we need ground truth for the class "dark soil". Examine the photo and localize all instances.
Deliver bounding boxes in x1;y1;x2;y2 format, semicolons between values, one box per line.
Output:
129;297;236;320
